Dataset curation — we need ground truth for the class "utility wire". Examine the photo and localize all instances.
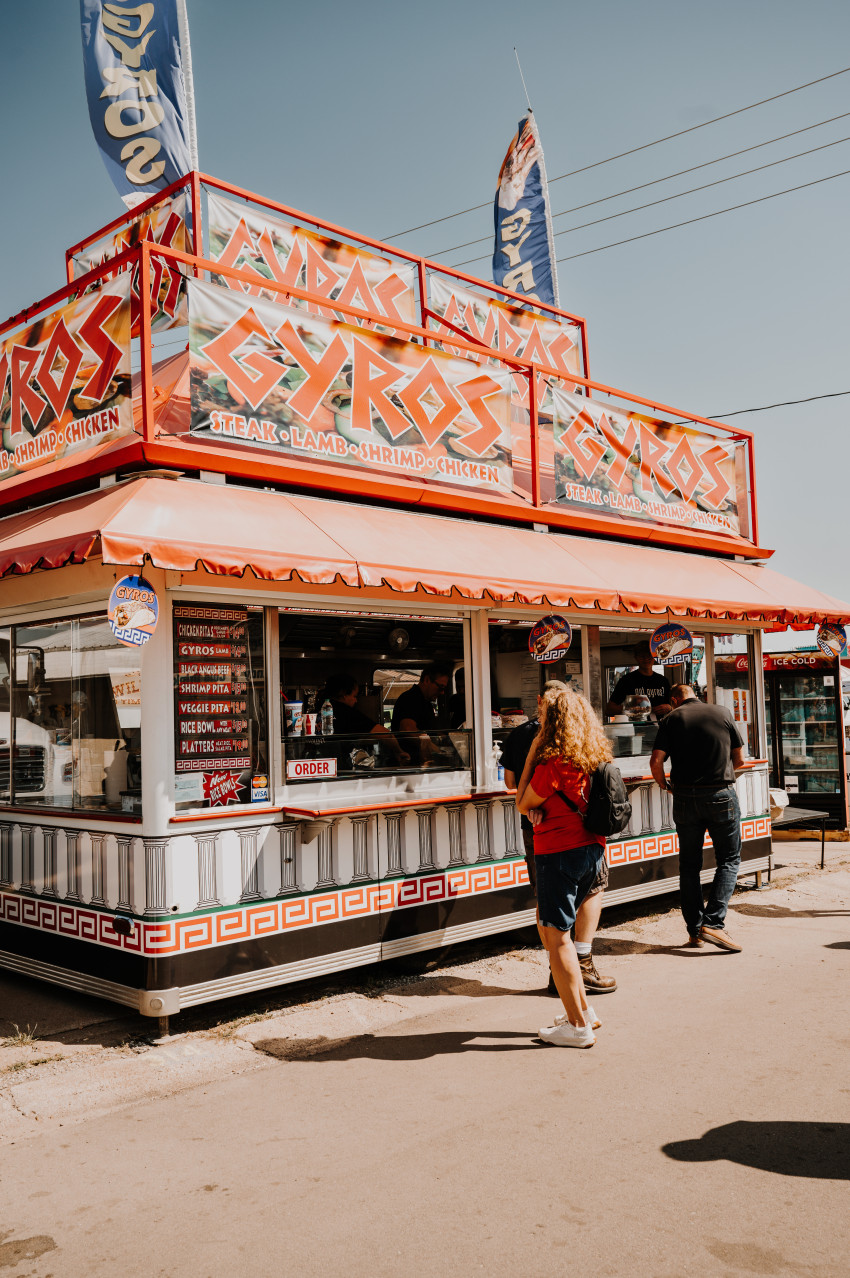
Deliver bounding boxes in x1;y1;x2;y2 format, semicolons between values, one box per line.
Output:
448;135;850;267
383;65;850;239
553;168;850;263
428;112;850;259
684;390;850;421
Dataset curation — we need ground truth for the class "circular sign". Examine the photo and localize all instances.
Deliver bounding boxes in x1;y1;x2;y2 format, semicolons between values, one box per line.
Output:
650;623;693;665
529;615;572;663
108;575;159;647
816;622;847;658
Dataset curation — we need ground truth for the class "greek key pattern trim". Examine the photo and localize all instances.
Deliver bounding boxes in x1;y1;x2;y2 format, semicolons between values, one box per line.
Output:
0;816;770;958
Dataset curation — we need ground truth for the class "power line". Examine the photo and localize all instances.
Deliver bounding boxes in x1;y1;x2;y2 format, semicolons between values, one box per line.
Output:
688;390;850;420
554;168;850;263
384;65;850;239
428;111;850;259
449;136;850;266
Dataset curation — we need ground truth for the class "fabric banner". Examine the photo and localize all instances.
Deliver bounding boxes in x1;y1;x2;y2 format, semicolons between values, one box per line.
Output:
493;111;559;307
80;0;194;208
551;388;745;537
188;279;512;494
71;193;189;335
207;194;417;331
0;276;132;482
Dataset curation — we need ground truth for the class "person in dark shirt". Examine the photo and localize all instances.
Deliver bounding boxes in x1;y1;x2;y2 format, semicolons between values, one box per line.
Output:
650;684;745;951
607;641;672;718
502;680;616;996
391;663;451;763
321;674;409;765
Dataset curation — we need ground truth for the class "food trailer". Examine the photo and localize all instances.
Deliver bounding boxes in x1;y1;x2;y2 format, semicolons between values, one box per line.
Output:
0;173;847;1021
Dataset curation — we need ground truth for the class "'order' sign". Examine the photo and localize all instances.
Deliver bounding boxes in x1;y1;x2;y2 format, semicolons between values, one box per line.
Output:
286;758;338;780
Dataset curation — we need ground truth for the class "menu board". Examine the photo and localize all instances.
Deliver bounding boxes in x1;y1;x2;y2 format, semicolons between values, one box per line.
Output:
173;604;252;774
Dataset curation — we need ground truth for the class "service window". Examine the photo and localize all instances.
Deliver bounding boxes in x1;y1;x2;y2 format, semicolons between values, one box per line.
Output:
173;603;268;809
488;618;583;767
713;633;758;757
279;609;469;783
1;616;142;812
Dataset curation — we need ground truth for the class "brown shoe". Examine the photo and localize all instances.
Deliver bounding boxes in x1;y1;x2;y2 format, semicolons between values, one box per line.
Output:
699;925;742;953
579;953;617;992
685;935;704;948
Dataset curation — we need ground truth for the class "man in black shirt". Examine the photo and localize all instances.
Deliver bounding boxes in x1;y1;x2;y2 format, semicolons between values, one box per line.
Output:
502;680;616;995
391;663;452;764
650;684;745;951
607;641;672;718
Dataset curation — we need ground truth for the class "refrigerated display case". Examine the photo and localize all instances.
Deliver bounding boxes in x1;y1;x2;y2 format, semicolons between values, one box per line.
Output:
766;655;847;827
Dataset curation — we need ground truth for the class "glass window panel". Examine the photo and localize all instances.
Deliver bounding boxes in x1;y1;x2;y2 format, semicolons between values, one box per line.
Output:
73;617;143;812
14;621;74;807
0;629;11;803
713;632;756;756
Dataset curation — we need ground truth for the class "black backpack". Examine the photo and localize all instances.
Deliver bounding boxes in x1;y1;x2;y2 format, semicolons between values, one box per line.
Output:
556;762;632;838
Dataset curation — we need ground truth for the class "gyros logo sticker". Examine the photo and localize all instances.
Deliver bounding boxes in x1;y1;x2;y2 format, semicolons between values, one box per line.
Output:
108;575;158;647
528;615;572;664
650;623;693;665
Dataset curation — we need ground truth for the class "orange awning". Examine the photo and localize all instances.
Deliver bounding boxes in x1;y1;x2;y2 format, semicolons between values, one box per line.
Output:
0;477;846;625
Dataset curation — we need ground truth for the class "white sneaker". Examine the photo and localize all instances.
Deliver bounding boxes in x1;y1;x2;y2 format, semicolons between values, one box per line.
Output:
538;1020;596;1048
553;1005;600;1030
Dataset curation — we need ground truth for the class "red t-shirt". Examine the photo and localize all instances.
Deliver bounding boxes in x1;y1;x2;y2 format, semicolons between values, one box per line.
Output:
530;757;606;855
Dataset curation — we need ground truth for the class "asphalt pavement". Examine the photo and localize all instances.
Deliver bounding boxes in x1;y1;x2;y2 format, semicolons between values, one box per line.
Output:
1;842;848;1277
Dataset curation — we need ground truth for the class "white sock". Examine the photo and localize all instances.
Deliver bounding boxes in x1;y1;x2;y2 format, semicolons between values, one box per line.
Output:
574;942;592;957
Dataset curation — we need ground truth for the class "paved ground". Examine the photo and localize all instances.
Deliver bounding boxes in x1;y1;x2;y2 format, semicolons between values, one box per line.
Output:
1;840;848;1277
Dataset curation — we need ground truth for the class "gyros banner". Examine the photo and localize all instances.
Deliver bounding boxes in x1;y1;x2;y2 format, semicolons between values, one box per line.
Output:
551;389;746;538
71;193;189;335
189;279;513;494
0;276;132;482
208;194;417;332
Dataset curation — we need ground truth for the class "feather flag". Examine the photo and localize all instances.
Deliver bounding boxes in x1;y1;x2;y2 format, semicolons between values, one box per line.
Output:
493;111;559;307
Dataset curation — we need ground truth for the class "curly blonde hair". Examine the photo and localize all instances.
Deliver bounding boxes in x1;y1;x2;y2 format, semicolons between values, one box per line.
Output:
536;685;612;774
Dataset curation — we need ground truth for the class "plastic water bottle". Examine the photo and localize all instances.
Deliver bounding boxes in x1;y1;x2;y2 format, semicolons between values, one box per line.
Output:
320;699;334;736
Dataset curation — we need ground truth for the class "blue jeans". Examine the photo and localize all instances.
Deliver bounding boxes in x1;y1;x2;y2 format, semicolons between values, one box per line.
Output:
534;844;605;932
672;786;741;936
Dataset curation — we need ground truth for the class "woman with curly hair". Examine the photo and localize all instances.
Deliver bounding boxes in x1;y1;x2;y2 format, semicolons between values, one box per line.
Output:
516;684;612;1048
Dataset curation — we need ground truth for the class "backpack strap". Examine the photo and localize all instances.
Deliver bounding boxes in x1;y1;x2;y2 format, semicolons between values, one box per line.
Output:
552;787;588;816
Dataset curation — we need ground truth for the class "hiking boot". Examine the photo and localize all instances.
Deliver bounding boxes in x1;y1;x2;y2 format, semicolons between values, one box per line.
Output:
579;953;617;993
699;925;742;953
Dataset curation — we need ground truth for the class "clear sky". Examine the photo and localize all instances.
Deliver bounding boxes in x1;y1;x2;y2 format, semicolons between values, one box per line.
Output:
0;1;847;609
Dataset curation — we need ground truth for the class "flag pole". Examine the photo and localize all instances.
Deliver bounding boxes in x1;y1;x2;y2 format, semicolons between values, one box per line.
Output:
513;47;532;111
176;0;199;172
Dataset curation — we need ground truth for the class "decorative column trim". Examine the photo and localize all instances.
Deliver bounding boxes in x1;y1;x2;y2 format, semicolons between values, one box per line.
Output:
238;827;263;902
415;807;437;873
639;783;654;835
315;820;338;890
40;827;58;898
90;832;108;906
0;821;13;887
20;825;36;894
499;799;519;857
117;834;134;911
277;822;298;896
64;829;82;902
194;833;220;909
660;787;674;831
474;801;493;862
445;803;466;866
350;814;371;883
384;811;403;878
143;837;167;917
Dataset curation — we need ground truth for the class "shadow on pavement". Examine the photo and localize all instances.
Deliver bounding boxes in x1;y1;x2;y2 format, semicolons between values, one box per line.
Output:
662;1121;850;1179
254;1029;544;1062
824;941;850;950
594;937;713;957
731;903;850;919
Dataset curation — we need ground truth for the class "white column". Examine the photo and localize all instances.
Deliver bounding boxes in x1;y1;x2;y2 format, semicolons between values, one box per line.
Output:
64;829;82;902
140;570;174;838
750;630;768;759
90;832;108;906
0;821;13;886
469;610;493;790
266;607;283;801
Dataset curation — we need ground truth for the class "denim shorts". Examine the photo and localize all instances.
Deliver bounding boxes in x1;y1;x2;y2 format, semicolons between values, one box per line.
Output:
534;844;605;932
